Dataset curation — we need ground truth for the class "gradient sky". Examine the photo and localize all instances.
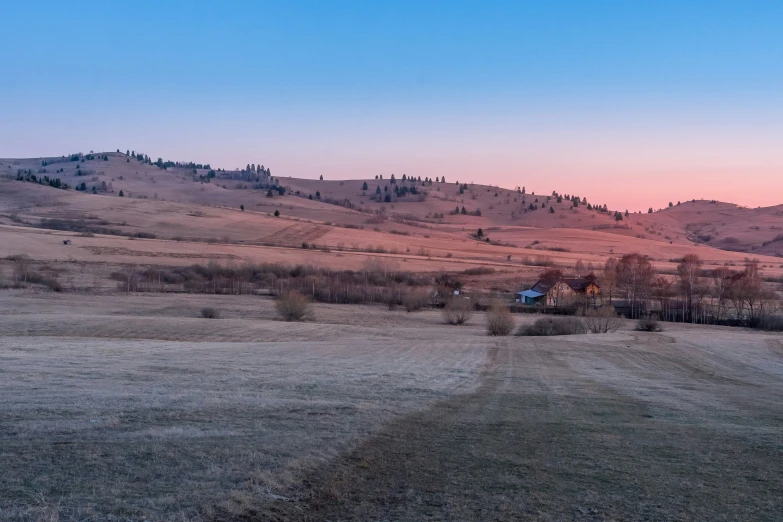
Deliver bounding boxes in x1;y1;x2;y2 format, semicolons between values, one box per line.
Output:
2;1;782;210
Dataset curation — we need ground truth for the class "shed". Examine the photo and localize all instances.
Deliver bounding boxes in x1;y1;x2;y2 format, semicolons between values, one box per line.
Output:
516;289;545;305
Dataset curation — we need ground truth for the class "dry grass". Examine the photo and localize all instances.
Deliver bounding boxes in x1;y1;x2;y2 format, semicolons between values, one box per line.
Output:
268;328;783;521
0;293;488;521
1;292;783;521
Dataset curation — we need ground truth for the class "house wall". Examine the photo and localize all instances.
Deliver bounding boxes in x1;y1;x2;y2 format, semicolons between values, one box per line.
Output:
546;282;577;306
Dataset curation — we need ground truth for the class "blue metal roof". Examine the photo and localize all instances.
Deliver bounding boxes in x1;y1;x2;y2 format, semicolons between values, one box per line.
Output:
517;290;545;298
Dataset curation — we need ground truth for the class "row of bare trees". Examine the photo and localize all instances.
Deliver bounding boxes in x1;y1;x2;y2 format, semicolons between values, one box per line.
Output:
598;253;780;325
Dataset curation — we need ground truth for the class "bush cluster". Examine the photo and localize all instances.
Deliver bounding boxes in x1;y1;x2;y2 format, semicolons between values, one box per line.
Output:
582;306;622;333
756;315;783;332
486;302;514;336
516;317;587;336
442;298;474;325
276;290;312;322
200;307;220;319
636;317;663;332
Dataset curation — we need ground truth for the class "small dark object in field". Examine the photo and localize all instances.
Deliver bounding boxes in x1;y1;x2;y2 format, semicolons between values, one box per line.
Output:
63;239;71;245
200;307;220;319
637;317;663;332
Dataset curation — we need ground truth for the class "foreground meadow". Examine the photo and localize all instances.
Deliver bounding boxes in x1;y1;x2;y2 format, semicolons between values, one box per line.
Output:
1;292;782;521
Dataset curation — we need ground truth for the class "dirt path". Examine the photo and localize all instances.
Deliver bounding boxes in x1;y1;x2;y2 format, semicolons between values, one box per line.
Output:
262;337;783;522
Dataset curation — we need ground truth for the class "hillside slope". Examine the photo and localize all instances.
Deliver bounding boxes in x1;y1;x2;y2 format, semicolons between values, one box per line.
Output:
2;152;782;257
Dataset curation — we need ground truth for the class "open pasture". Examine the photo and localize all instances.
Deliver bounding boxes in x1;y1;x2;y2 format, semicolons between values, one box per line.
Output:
1;293;781;521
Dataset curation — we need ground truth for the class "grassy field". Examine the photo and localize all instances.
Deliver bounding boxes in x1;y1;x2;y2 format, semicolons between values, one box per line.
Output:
1;292;782;521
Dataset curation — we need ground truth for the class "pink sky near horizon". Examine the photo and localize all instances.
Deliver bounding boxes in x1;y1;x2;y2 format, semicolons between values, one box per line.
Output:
204;112;783;212
2;104;781;212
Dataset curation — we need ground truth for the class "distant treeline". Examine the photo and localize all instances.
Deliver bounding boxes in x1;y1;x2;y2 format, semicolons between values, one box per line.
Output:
16;170;69;190
112;260;441;307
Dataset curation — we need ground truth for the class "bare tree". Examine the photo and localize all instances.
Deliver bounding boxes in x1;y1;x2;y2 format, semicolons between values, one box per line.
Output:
142;267;163;292
737;260;778;325
726;260;779;325
12;255;31;284
538;268;567;306
601;257;617;305
616;253;654;318
574;259;585;276
363;257;398;281
651;276;674;321
711;267;733;321
676;254;707;322
539;268;563;286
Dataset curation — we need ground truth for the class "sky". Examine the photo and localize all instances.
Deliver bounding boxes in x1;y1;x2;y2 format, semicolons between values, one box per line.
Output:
2;0;782;210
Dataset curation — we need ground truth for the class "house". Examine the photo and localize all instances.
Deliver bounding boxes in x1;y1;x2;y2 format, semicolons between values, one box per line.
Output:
523;277;600;307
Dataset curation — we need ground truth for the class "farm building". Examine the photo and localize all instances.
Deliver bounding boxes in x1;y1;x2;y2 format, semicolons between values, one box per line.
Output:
516;289;545;304
519;277;600;307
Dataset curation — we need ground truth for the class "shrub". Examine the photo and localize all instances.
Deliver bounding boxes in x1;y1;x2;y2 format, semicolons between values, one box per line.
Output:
462;266;495;276
517;316;587;336
486;302;514;336
756;315;783;332
637;317;663;332
442;297;474;325
403;288;430;312
29;274;62;292
386;292;399;311
583;306;622;333
276;290;312;321
200;307;220;319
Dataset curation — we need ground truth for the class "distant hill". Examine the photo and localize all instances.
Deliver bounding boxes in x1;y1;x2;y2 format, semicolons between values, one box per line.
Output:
1;151;781;258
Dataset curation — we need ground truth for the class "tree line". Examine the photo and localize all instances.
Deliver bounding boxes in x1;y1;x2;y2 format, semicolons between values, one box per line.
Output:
593;254;779;326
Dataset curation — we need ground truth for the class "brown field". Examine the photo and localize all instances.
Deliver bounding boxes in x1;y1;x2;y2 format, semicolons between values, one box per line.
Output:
3;152;783;296
1;291;782;521
2;153;782;520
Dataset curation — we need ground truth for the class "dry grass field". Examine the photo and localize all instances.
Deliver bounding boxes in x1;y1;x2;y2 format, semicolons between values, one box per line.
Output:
1;291;782;521
2;153;782;520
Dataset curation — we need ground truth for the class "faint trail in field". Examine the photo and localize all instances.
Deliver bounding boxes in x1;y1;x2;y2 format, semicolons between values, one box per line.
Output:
249;339;783;522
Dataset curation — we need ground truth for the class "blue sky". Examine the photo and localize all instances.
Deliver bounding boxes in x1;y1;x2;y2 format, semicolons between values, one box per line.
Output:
2;1;782;208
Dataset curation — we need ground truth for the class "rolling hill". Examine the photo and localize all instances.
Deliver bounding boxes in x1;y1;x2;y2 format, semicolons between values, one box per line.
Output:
1;151;782;289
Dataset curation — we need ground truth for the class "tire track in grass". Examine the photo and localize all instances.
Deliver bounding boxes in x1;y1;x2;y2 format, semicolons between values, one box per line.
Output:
250;341;783;522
